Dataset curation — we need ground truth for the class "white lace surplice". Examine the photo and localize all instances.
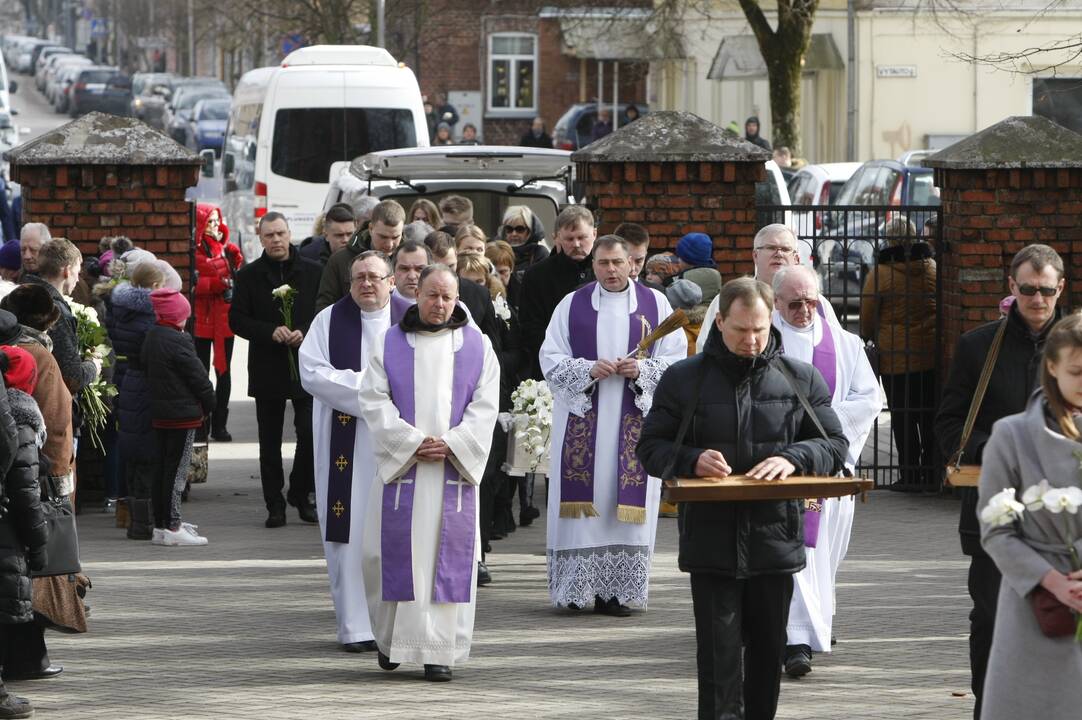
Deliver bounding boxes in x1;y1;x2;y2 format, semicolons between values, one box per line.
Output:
540;283;687;608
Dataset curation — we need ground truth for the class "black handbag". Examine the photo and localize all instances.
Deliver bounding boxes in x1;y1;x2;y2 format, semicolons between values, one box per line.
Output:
32;478;81;578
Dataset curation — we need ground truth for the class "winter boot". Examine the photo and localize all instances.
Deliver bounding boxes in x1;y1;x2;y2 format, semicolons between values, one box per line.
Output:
126;498;154;540
210;410;232;442
115;498;130;529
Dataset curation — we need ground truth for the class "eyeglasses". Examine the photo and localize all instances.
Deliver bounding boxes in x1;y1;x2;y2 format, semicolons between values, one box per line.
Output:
1017;284;1059;297
756;244;796;256
351;273;391;285
504;225;529;234
787;297;819;311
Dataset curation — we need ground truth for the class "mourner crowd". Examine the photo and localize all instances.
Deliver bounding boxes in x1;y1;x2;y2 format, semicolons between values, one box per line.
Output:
0;189;1078;719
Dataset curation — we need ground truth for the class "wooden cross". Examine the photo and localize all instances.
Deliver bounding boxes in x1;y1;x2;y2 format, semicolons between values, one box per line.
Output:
332;500;345;518
338;413;352;426
335;455;349;472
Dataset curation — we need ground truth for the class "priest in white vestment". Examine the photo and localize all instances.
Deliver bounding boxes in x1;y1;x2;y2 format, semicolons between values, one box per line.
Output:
299;251;411;653
359;265;500;682
770;266;881;677
541;235;687;615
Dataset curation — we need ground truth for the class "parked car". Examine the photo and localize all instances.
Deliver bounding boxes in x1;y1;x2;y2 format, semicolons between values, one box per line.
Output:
30;44;67;81
130;72;175;125
51;62;91;114
186;97;230;154
817;158;940;311
163;80;229;143
44;55;92;106
552;102;649;150
34;46;73;90
69;68;131;117
786;162;863;261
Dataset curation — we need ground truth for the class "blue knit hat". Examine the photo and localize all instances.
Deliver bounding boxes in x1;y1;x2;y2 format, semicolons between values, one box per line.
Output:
675;233;715;268
0;241;20;271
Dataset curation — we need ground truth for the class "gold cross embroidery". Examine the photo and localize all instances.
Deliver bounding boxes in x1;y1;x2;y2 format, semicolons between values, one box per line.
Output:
337;413;352;426
335;455;349;472
332;500;345;518
637;314;652;359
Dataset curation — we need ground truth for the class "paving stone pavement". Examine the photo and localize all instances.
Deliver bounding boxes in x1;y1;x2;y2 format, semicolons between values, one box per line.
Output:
10;351;977;720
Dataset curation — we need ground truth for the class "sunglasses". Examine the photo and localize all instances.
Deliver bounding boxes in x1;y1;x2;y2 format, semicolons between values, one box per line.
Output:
1017;284;1059;297
505;225;529;234
787;297;819;311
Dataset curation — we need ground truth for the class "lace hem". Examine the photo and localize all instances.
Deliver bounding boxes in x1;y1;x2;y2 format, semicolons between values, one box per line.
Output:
547;358;595;417
633;358;670;414
547;544;653;608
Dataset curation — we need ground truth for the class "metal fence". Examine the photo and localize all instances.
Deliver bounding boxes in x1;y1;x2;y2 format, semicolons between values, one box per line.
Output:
759;204;943;489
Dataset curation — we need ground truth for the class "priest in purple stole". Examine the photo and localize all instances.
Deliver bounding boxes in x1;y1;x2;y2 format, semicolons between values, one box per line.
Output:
299;251;411;653
770;266;880;677
540;235;687;615
358;265;499;682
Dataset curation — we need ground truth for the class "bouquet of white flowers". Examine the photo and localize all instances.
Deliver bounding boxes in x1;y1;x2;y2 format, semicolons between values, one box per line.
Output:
510;379;553;472
66;298;117;452
272;284;299;382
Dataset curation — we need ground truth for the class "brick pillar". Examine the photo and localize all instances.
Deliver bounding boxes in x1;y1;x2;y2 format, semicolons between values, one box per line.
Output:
926;116;1082;368
573;111;770;277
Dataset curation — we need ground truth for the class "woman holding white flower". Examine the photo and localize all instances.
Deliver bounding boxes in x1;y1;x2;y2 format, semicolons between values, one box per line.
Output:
978;312;1082;720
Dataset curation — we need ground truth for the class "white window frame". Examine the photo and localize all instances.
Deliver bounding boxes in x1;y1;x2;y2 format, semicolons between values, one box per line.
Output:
486;32;538;117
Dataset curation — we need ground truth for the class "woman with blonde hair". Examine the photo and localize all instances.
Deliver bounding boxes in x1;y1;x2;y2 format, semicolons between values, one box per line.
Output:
485;240;515;292
977;310;1082;720
408;198;441;229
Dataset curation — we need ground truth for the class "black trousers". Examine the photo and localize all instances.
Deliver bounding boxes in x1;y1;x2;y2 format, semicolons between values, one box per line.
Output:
152;428;194;530
690;573;793;720
0;621;50;678
254;396;314;510
967;553;1001;720
882;369;937;486
194;336;234;422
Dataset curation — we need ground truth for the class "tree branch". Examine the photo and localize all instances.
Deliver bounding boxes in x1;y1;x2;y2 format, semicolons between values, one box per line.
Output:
737;0;775;45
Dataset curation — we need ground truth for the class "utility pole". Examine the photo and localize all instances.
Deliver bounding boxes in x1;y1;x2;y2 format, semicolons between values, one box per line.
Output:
846;0;856;161
188;0;195;76
377;0;386;48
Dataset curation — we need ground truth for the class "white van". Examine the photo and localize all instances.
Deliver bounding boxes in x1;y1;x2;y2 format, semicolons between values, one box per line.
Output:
220;45;428;261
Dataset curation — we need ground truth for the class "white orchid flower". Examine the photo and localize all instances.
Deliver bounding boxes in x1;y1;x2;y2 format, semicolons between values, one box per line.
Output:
1041;486;1082;514
1022;480;1052;511
979;487;1025;527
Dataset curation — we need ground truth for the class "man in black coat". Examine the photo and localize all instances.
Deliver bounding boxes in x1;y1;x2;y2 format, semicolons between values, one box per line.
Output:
637;277;847;720
230;212;322;528
516;205;595;380
519;116;552;148
934;243;1065;720
298;203;356;268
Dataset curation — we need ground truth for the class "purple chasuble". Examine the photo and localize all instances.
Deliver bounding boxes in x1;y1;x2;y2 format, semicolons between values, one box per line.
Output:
560;282;658;524
804;308;836;548
324;293;411;543
380;324;485;603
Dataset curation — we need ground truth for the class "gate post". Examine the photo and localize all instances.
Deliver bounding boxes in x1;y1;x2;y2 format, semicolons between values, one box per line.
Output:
572;110;770;277
925;115;1082;369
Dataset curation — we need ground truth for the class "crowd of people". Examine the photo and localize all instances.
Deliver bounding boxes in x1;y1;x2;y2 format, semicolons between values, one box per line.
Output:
0;179;1078;717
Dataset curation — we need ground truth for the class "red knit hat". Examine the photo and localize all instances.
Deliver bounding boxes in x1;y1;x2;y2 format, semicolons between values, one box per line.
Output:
150;288;191;329
0;345;38;395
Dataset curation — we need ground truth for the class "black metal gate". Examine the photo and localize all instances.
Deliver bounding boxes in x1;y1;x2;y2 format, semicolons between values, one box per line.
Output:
759;204;943;489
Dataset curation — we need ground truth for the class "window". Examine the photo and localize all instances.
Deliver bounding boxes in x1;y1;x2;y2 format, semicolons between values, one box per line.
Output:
488;33;537;114
225;102;262;191
271;108;417;184
1033;77;1082;135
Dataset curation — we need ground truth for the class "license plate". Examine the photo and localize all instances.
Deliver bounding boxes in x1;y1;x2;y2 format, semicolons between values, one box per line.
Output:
85;83;105;93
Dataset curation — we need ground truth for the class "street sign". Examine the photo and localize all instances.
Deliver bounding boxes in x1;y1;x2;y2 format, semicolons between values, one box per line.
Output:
876;65;917;78
90;18;108;38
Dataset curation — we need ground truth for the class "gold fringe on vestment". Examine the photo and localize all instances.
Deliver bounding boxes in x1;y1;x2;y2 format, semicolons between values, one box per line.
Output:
617;504;647;524
559;501;600;519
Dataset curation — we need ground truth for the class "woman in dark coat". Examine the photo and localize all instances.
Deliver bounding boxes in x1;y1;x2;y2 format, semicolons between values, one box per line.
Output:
0;344;49;718
497;205;549;313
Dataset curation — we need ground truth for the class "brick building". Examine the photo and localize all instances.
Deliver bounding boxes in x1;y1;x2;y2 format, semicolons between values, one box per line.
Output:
389;2;670;145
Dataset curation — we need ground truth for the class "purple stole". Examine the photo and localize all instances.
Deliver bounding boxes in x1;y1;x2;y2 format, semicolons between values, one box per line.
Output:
560;282;659;524
805;304;837;548
324;293;411;544
380;324;485;604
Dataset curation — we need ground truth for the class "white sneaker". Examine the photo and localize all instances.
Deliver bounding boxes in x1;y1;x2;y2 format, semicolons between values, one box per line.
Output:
160;525;208;547
151;528;166;545
181;521;199;532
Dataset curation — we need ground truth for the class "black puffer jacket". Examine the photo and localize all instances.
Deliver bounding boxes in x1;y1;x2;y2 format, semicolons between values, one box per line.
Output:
0;370;16;494
516;249;594;380
0;387;48;624
935;303;1060;556
501;214;549;311
110;283;157;461
637;325;848;578
230;246;321;399
143;324;216;424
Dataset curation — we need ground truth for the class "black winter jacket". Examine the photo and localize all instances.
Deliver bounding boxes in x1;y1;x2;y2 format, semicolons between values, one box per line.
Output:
0;370;16;496
935;303;1060;555
637;326;848;578
516;249;594;380
143;324;216;424
109;284;158;461
298;235;332;267
229;246;321;399
23;275;97;394
0;387;48;624
315;227;373;313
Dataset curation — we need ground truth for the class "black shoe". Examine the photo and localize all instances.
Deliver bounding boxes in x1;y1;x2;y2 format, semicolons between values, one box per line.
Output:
831;634;837;646
3;664;63;681
477;561;492;587
424;664;452;682
342;640;378;653
297;502;317;524
0;694;33;720
519;506;540;527
377;651;399;671
593;595;632;617
265;508;287;528
210;428;232;442
784;645;812;678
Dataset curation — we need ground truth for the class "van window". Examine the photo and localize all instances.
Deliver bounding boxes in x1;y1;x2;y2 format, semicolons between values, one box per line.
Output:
271;108;417;184
226;102;262;191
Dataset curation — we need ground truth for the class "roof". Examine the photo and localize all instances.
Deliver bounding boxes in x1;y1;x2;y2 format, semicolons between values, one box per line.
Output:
571;110;771;162
281;45;396;68
541;6;685;60
708;34;843;79
5;111;202;166
923;115;1082;169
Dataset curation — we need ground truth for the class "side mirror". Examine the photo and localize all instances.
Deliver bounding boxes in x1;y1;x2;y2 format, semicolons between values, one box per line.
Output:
222;152;235;176
8;81;16;94
200;149;216;178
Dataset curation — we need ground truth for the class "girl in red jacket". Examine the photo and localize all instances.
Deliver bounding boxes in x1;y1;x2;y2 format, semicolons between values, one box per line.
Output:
192;203;241;441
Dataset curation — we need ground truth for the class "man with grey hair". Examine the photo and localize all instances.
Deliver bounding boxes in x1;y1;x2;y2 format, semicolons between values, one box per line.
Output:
19;222;51;278
770;265;880;678
402;220;435;246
